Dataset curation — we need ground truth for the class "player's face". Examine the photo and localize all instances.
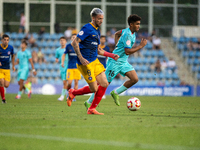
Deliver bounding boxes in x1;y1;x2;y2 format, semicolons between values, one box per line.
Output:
60;39;67;46
131;21;140;32
2;37;9;46
71;35;76;41
21;43;27;49
94;14;104;27
100;37;106;45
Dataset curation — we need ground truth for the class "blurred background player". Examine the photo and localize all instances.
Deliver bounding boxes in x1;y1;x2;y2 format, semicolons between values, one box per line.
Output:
97;35;110;99
15;40;37;99
84;14;147;109
0;34;15;103
61;34;81;102
55;36;68;101
67;8;119;115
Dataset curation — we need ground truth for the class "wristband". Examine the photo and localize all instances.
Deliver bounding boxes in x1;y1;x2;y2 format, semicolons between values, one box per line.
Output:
103;51;115;59
32;69;36;72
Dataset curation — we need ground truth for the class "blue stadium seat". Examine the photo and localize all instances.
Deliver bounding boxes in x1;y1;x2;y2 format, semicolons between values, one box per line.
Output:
173;37;178;43
191;37;198;43
41;41;48;48
179;37;186;43
14;40;21;47
11;32;17;40
140;65;148;72
146;73;152;79
42;79;48;84
151;50;158;57
149;80;157;86
182;51;188;58
43;33;50;41
158;51;164;57
145;42;153;49
142;58;149;64
18;33;25;40
40;63;46;71
136;57;143;64
34;63;40;70
187;58;193;65
197;73;200;80
32;33;38;39
198;66;200;73
149;58;156;64
44;71;51;78
48;42;54;48
51;72;57;78
158;72;164;79
128;57;134;64
195;51;200;58
188;51;195;58
134;65;140;72
193;59;200;66
172;73;179;80
9;40;14;46
55;41;60;48
49;56;55;63
37;71;43;78
143;51;151;57
165;80;171;86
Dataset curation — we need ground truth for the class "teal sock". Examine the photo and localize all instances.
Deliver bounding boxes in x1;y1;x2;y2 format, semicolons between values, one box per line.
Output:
18;91;22;96
61;89;67;96
87;93;95;104
115;85;128;94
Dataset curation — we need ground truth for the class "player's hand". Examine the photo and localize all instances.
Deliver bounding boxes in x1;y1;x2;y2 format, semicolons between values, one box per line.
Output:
12;66;15;72
113;54;119;61
140;38;147;48
61;63;64;68
33;71;37;76
0;62;1;66
80;57;89;66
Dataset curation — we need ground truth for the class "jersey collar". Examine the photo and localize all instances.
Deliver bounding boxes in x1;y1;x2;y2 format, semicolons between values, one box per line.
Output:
0;44;8;50
90;22;98;30
100;45;105;49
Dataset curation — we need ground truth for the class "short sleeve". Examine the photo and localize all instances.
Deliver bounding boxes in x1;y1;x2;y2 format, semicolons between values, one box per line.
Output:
77;26;90;41
28;51;32;59
122;33;132;49
55;50;59;58
64;45;69;54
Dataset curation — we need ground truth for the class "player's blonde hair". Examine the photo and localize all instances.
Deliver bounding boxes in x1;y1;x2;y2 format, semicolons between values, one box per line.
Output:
90;8;104;17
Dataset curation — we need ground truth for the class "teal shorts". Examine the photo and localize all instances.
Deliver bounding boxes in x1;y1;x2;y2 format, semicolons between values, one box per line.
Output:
17;68;29;81
60;66;67;81
105;60;134;83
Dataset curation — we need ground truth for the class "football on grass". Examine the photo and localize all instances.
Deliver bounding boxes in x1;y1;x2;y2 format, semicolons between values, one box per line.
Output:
127;97;141;111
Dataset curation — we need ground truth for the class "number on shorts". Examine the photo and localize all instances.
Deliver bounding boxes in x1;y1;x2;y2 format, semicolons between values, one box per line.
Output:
108;70;114;77
87;70;91;76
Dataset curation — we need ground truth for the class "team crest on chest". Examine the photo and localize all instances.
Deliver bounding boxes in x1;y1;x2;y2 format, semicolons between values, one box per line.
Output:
7;51;10;55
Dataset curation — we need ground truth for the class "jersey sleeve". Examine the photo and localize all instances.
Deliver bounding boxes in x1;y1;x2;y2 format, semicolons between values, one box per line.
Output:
122;33;132;49
64;45;69;54
77;26;90;41
11;46;14;55
55;50;59;59
28;51;32;59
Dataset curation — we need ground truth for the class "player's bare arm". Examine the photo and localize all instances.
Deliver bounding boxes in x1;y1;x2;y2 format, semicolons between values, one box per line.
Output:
125;38;147;55
114;30;122;45
15;59;19;65
11;54;15;72
98;46;119;61
72;37;89;65
29;58;37;76
61;54;66;67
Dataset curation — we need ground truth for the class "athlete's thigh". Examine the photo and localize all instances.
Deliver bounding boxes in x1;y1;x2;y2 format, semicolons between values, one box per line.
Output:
67;79;73;85
96;71;108;87
88;80;98;92
125;70;138;81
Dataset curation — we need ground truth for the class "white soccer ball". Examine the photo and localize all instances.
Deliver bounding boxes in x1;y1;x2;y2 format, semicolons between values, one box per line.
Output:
127;97;141;111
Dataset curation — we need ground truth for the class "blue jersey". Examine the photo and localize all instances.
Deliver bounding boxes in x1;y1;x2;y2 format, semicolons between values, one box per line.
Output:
55;47;68;69
64;43;77;69
16;49;32;69
0;44;14;69
77;23;101;65
108;28;136;63
97;45;110;68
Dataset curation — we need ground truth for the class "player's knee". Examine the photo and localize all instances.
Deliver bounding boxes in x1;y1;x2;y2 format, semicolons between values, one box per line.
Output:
4;85;9;88
100;82;109;88
131;77;138;85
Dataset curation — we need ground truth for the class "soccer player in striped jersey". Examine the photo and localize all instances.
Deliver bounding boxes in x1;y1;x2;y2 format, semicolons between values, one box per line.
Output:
0;34;15;103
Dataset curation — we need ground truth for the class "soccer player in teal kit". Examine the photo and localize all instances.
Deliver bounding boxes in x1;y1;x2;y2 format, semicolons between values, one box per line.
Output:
15;40;37;99
84;14;147;109
0;34;15;103
56;36;68;101
67;8;119;115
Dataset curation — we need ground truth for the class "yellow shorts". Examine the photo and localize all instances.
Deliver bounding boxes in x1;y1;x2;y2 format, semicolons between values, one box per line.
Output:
77;58;105;83
67;69;81;80
0;69;10;82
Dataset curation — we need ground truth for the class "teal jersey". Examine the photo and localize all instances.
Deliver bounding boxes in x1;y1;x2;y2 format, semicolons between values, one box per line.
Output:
108;28;136;63
16;49;32;69
55;47;68;69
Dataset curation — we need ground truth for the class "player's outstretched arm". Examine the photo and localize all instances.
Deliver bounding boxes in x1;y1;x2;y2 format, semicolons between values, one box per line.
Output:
98;46;119;61
61;54;66;67
115;30;122;45
29;58;37;76
125;38;147;55
11;54;15;72
72;37;89;65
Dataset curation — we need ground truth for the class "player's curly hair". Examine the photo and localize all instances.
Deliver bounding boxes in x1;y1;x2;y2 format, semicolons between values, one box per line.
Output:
90;8;104;17
128;14;141;26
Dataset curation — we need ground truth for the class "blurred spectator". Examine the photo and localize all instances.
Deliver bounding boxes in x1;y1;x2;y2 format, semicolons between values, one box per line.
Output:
107;34;115;46
72;28;78;35
39;27;45;36
154;59;161;73
198;38;200;48
19;13;25;33
54;23;61;33
32;50;38;63
110;28;116;35
64;27;72;41
187;41;193;50
29;34;37;48
152;36;161;50
161;59;167;72
167;58;176;73
37;48;45;63
179;81;189;86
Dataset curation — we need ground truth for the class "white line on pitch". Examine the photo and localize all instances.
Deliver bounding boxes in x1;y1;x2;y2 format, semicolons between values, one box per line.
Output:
0;132;199;150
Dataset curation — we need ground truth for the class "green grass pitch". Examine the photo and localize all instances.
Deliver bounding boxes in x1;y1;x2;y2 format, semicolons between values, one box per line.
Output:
0;94;200;150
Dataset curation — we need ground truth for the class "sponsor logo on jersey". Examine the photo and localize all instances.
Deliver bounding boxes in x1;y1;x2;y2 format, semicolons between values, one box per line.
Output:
0;56;9;58
88;77;92;81
91;42;98;45
126;40;131;45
